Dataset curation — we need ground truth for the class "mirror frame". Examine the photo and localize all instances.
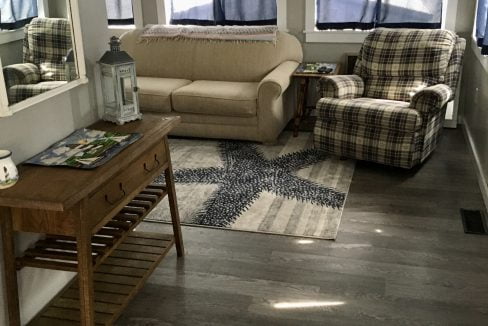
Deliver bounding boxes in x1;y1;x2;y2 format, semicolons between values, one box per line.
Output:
0;0;88;117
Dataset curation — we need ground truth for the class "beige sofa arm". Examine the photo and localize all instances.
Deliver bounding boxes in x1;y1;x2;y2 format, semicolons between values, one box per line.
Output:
258;61;299;100
257;61;299;143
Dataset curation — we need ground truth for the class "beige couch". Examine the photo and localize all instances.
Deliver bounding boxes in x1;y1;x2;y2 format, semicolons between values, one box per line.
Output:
120;30;303;143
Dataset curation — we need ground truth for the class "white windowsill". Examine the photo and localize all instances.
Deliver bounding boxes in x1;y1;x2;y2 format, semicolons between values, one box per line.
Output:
304;30;369;43
8;77;89;116
0;29;24;45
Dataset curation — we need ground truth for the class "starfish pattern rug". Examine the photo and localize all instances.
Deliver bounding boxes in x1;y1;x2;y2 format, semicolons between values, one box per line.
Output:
146;132;355;240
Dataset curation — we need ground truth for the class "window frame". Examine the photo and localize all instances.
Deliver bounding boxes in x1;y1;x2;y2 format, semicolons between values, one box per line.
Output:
107;0;143;35
0;0;50;45
156;0;288;31
472;0;488;73
304;0;458;43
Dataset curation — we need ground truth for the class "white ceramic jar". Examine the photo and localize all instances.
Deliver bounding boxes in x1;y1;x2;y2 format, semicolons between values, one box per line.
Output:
0;150;19;189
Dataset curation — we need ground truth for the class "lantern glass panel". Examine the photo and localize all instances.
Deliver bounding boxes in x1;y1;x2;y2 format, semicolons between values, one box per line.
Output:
102;74;117;109
120;76;133;105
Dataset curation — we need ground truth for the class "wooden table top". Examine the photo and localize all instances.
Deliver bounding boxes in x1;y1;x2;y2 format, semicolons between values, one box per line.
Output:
293;63;341;78
0;115;180;212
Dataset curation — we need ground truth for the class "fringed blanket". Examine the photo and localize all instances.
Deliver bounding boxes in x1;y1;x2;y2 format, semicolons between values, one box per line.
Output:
139;25;278;43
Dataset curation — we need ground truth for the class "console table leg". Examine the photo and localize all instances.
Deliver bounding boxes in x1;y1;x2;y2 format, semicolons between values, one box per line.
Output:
0;207;21;326
164;139;184;257
76;211;95;326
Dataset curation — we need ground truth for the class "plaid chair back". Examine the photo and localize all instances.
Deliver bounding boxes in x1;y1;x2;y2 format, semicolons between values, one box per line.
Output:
23;18;72;82
354;28;458;102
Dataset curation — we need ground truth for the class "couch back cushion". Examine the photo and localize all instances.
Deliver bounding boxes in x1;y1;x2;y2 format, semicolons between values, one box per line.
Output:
120;31;302;82
356;28;457;102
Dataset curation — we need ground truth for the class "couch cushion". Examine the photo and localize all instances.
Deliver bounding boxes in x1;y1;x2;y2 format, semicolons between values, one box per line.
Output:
316;97;422;132
137;77;191;113
172;81;258;117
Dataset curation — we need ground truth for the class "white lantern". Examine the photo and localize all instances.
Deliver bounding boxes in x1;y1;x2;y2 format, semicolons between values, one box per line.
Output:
99;36;141;125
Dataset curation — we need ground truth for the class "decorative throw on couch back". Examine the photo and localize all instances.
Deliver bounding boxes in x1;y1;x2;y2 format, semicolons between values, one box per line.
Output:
354;28;457;102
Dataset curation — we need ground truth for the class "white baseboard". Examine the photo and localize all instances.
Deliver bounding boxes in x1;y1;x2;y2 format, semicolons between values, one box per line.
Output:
461;117;488;212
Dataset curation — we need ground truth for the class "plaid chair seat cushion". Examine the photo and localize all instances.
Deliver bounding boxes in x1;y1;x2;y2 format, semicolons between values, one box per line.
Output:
24;18;72;82
316;97;422;132
3;63;40;89
318;75;364;99
8;81;66;105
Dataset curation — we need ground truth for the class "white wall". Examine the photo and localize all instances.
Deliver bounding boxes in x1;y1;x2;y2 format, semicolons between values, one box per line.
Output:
0;0;109;324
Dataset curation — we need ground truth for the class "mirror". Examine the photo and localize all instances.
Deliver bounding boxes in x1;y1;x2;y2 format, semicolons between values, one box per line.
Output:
0;0;86;116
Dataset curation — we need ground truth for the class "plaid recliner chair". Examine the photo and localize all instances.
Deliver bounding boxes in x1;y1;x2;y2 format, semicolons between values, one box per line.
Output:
314;28;465;169
3;18;73;105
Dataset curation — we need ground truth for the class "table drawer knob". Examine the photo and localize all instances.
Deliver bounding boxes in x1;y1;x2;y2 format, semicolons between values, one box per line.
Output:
143;154;160;173
105;183;126;205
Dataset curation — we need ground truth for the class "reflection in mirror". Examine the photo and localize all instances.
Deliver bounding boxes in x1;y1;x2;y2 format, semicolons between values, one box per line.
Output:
0;0;79;106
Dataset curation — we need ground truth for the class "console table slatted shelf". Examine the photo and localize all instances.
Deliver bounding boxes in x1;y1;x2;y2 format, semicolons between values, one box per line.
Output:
17;184;167;272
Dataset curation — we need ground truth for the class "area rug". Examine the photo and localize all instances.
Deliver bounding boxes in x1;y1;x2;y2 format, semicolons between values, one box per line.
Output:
145;132;355;240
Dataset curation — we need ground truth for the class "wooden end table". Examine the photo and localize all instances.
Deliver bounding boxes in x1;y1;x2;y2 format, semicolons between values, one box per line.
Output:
0;115;183;326
292;63;341;136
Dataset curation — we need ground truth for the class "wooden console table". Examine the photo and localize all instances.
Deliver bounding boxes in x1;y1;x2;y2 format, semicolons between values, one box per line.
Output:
0;115;184;325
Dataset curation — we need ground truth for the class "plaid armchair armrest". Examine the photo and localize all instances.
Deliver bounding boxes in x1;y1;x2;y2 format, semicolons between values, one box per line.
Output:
410;84;453;115
318;75;364;99
3;63;40;89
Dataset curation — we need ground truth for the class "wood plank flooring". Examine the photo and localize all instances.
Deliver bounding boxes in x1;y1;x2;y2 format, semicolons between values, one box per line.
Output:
116;129;488;326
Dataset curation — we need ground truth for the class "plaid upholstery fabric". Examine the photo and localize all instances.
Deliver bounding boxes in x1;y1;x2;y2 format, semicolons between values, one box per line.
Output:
8;81;66;105
3;63;40;89
24;18;72;81
314;120;420;169
444;38;466;99
316;97;421;132
314;28;465;169
358;28;457;101
318;75;364;99
410;84;452;114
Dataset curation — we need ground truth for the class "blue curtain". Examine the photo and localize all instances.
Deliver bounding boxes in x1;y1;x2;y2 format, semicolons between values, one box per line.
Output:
105;0;134;25
476;0;488;55
171;0;277;26
316;0;442;30
0;0;38;30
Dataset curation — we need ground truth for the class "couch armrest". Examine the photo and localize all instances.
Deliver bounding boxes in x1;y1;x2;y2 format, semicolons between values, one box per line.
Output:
3;63;40;89
258;61;299;100
410;84;452;114
318;75;365;99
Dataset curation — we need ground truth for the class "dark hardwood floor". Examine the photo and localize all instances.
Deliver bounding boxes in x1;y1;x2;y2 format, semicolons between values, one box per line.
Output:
117;129;488;326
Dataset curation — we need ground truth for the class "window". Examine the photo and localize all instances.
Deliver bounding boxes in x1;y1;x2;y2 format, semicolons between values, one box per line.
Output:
305;0;457;43
169;0;278;26
105;0;134;25
0;0;38;30
476;0;488;55
316;0;442;31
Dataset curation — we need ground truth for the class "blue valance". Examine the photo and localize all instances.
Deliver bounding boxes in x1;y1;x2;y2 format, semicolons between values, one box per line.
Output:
171;0;277;26
316;0;442;30
0;0;38;30
477;0;488;55
105;0;134;25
